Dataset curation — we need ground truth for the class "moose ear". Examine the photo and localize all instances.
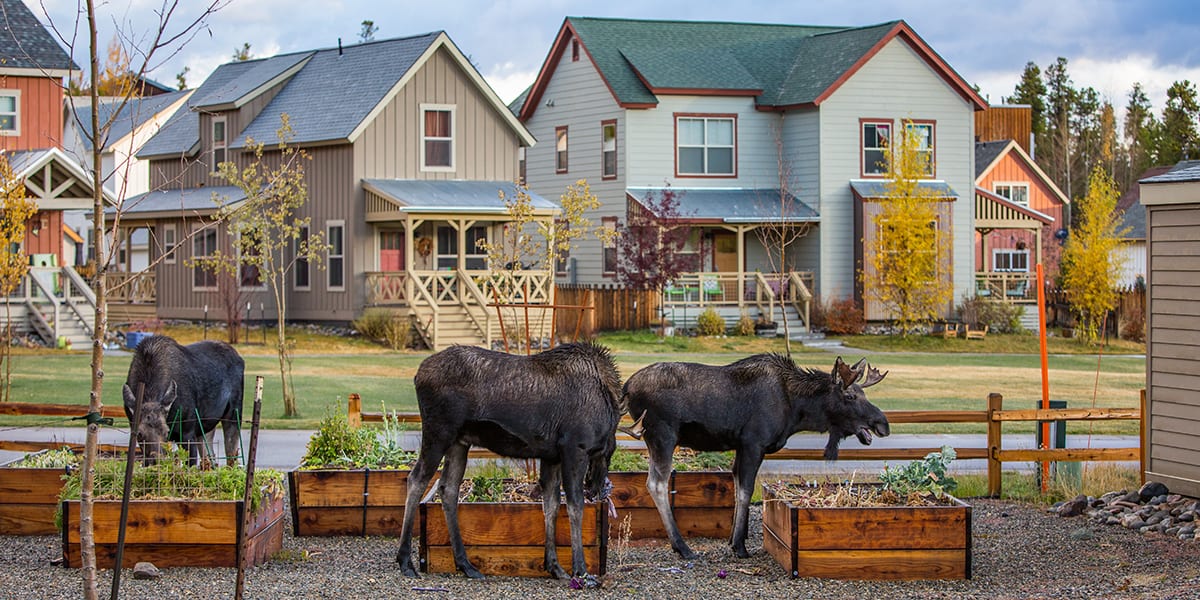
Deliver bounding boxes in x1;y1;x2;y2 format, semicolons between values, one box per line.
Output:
162;381;178;410
122;384;136;407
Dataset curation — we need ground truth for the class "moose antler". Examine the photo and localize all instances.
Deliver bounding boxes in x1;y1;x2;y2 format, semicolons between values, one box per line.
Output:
860;364;888;388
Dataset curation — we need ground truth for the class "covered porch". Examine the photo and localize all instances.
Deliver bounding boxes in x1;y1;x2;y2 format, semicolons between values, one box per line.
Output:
974;187;1055;307
626;187;819;333
362;180;559;349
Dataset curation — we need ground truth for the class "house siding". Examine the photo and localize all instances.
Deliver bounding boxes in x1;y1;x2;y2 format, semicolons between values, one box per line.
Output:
0;75;62;151
356;46;520;181
818;37;975;307
1145;203;1200;497
523;35;623;284
976;151;1065;276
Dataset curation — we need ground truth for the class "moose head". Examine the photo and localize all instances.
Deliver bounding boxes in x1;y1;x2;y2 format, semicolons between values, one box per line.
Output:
823;357;890;460
123;381;177;465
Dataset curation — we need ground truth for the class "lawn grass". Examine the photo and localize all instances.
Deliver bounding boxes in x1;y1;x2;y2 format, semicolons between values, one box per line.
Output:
0;326;1145;434
836;331;1145;356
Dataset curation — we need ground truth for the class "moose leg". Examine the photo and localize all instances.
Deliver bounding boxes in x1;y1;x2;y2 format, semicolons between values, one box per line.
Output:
439;442;484;579
397;437;453;577
646;439;693;559
560;451;589;577
730;448;765;558
539;462;568;579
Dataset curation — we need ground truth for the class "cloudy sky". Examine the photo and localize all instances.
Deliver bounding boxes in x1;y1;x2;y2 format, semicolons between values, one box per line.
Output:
25;0;1200;116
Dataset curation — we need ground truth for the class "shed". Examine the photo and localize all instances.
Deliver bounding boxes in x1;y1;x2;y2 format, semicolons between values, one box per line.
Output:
1138;164;1200;497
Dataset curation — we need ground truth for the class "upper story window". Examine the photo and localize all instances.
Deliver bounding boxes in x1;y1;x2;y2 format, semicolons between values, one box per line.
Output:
421;104;455;171
861;120;891;176
211;117;227;173
571;39;580;62
601;120;617;179
161;224;177;264
555;126;569;173
904;120;935;178
518;147;527;184
0;91;19;135
676;115;735;177
994;182;1030;207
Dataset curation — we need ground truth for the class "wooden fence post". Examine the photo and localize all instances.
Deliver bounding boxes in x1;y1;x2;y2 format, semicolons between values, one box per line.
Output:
987;393;1003;497
1139;388;1147;486
347;393;362;428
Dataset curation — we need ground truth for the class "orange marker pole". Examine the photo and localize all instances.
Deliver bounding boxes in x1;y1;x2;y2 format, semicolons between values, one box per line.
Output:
1037;263;1051;493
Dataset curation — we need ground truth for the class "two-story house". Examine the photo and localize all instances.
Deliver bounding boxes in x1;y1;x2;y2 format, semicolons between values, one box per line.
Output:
0;0;109;347
121;32;551;349
514;17;986;327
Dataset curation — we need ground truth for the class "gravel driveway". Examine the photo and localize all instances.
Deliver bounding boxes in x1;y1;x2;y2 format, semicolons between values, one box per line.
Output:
3;498;1199;599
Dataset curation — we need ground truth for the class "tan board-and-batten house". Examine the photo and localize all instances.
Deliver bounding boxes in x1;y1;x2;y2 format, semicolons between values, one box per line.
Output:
119;32;554;349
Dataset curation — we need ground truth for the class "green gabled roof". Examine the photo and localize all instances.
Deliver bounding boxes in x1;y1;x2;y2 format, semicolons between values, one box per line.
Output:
519;17;983;118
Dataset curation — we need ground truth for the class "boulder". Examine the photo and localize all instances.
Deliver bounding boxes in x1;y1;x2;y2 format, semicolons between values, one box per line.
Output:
1138;481;1169;502
132;562;161;580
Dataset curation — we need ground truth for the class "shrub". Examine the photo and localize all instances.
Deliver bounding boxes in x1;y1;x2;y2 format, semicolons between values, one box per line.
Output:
822;296;865;335
696;307;726;336
1120;304;1145;343
957;295;1024;334
733;313;756;336
352;309;412;350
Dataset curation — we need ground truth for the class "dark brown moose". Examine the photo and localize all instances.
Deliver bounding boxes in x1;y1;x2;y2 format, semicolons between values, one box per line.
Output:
622;355;889;559
395;342;622;579
122;335;245;466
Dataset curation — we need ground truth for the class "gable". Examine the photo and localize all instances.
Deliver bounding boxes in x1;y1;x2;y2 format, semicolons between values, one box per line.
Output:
976;142;1069;210
0;0;77;75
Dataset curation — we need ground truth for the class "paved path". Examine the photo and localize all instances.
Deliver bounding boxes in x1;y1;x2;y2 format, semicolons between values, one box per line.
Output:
0;426;1138;475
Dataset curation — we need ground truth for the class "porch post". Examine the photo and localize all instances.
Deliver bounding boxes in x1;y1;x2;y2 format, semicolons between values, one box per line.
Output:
1034;226;1042;269
980;229;990;273
736;225;747;310
404;215;416;305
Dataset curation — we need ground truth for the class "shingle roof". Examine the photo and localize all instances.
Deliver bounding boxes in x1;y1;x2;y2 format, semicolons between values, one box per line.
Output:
849;179;960;199
73;90;190;151
0;0;77;71
1141;160;1200;184
363;180;558;213
626;187;819;223
117;185;246;216
138;32;441;157
975;140;1010;179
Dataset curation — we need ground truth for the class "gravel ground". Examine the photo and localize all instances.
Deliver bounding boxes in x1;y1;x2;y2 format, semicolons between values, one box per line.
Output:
4;498;1200;599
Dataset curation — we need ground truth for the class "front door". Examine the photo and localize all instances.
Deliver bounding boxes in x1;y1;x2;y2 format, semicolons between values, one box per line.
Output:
713;232;738;272
379;230;404;271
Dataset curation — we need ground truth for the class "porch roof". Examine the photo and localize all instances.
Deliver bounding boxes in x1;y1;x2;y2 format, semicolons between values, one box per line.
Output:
849;179;960;199
625;187;819;223
974;186;1054;226
363;179;558;214
116;186;246;218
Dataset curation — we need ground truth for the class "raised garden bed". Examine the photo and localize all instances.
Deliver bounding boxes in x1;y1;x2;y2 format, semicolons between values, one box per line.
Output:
761;482;972;580
61;494;286;568
0;451;74;535
607;449;734;540
418;479;608;578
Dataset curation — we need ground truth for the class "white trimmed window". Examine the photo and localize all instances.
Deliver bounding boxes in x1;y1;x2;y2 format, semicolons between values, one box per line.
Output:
192;225;218;290
676;115;735;176
601;120;617;179
861;120;891;176
0;91;19;135
294;225;311;290
904;121;935;177
421;104;455;171
162;223;177;264
237;230;264;290
602;217;617;275
994;182;1030;207
993;248;1029;272
555;126;569;173
211;117;227;173
327;221;345;291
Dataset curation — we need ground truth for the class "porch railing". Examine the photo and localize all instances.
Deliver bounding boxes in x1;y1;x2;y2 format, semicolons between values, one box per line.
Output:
975;272;1038;302
104;271;156;304
663;271;814;328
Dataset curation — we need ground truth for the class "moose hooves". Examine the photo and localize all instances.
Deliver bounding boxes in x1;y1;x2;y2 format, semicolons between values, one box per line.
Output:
460;565;486;580
732;546;752;559
546;563;569;579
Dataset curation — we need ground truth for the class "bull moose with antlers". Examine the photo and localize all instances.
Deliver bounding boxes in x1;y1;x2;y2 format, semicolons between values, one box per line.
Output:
622;355;889;559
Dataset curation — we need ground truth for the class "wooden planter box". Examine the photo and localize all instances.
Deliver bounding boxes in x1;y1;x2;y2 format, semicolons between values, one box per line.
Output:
608;471;734;540
60;494;286;569
289;468;421;536
762;485;972;580
418;485;608;578
0;459;68;535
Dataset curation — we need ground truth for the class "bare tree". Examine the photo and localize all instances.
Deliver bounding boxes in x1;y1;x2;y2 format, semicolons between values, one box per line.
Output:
35;2;227;596
755;119;813;356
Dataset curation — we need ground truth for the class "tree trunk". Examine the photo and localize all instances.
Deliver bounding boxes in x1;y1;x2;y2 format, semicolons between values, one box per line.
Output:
81;3;103;597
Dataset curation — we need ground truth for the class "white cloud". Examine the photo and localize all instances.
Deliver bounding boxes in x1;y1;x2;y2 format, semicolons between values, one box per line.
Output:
483;64;538;105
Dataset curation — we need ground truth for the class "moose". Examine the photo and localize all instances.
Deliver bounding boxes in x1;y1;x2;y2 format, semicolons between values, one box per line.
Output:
395;342;622;580
622;354;889;559
122;335;245;467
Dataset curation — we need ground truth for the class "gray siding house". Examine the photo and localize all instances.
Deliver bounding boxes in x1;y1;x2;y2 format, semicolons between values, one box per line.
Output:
121;32;549;349
513;17;986;326
1138;165;1200;498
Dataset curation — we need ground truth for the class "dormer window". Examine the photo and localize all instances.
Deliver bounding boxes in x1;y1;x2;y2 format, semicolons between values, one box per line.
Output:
211;117;227;173
421;104;455;171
